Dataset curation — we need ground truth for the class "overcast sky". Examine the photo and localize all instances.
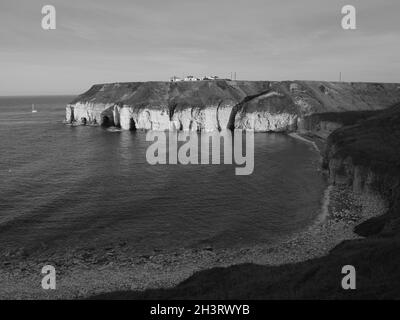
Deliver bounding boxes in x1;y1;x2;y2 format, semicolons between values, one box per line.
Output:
0;0;399;95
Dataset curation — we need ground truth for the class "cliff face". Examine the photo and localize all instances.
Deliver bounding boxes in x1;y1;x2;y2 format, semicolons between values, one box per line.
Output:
324;104;400;235
66;80;400;132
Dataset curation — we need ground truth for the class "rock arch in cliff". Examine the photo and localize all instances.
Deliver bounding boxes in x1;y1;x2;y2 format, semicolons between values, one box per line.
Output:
101;115;112;127
113;105;121;127
129;118;136;130
68;106;75;123
100;107;115;127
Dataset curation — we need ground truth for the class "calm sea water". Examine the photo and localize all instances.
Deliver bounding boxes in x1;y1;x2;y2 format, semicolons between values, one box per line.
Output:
0;96;326;256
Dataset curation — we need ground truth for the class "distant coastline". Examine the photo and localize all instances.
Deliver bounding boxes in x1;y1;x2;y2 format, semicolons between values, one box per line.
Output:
65;80;400;132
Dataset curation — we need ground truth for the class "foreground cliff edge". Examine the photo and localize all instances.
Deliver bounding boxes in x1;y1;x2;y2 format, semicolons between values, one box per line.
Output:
66;80;400;132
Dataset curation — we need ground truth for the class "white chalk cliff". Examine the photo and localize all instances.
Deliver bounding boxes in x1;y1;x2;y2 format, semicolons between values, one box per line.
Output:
66;80;400;132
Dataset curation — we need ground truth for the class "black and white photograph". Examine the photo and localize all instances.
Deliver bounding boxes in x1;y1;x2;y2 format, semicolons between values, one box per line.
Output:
0;0;400;310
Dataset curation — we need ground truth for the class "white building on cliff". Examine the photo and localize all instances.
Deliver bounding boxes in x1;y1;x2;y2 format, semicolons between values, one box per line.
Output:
170;75;220;82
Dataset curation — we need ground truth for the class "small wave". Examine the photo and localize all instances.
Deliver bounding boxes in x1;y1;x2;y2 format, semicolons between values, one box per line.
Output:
107;127;122;132
316;184;333;225
288;133;319;153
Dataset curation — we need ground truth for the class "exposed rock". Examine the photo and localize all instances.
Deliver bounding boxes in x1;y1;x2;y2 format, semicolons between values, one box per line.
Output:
324;103;400;205
66;80;400;132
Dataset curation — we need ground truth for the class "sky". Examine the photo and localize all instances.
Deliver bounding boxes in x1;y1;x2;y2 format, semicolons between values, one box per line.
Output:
0;0;399;95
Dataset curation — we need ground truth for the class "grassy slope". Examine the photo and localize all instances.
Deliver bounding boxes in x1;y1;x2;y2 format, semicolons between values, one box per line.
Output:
326;105;400;175
303;110;382;128
91;105;400;300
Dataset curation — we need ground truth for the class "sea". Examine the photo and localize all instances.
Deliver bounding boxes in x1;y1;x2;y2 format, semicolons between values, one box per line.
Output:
0;95;326;257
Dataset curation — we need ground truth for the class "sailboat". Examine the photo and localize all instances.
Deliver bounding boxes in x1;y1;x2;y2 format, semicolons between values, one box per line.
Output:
32;104;37;113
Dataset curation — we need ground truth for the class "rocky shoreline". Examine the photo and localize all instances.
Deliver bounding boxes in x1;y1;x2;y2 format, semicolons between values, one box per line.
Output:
0;134;387;298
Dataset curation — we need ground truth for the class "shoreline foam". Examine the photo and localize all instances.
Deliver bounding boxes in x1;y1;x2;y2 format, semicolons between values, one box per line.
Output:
288;132;320;153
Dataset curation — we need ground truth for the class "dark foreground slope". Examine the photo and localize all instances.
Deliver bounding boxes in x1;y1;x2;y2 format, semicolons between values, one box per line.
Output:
91;104;400;300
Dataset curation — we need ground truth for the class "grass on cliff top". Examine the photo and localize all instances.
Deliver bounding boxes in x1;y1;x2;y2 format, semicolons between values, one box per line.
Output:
327;104;400;175
307;110;382;126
